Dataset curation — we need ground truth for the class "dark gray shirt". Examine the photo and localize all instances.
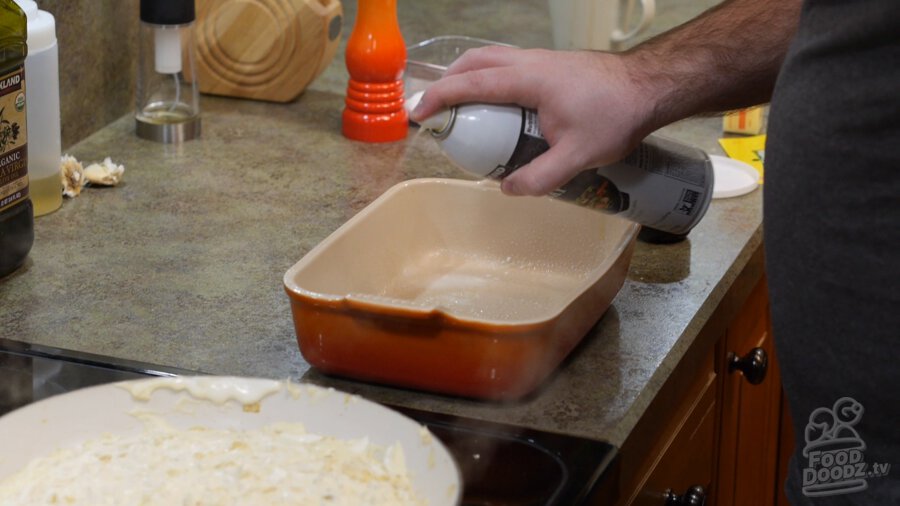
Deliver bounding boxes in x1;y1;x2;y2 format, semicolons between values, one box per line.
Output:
766;0;899;504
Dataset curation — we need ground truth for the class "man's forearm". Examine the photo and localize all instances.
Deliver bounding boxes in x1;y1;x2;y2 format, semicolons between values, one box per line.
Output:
624;0;803;132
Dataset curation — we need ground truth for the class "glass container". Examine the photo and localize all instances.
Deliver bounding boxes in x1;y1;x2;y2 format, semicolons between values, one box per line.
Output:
135;0;200;143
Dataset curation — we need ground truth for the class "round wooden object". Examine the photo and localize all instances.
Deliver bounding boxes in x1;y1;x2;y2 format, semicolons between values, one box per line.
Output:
194;0;343;102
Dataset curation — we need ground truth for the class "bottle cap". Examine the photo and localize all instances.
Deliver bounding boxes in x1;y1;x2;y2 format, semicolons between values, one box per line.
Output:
13;0;57;52
12;0;35;17
140;0;196;25
710;155;759;199
406;91;453;134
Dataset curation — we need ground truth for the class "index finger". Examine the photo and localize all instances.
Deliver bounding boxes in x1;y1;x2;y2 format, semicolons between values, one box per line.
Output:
441;45;535;77
409;64;542;123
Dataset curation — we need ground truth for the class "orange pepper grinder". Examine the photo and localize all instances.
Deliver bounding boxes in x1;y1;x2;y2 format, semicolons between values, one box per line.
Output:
342;0;408;142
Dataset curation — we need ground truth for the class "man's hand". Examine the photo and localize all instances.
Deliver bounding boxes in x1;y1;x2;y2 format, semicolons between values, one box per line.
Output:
410;47;653;196
410;0;802;197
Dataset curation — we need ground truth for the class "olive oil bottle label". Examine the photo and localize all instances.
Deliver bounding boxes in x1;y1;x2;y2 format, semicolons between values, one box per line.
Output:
0;65;27;213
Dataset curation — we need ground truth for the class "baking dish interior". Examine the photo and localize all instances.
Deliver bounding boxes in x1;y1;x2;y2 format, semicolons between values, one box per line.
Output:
285;178;638;326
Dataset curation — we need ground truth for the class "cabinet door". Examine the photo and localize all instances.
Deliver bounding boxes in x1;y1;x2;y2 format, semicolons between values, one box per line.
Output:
616;343;717;506
630;374;717;506
716;278;783;506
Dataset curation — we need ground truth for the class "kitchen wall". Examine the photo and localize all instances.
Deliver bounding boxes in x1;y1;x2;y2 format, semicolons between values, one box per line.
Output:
37;0;139;150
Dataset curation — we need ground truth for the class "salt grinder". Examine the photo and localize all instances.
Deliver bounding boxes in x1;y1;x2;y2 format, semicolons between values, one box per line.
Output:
341;0;408;142
136;0;201;143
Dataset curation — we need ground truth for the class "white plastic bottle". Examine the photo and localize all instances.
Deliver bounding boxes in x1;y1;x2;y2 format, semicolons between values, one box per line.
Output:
408;92;714;241
14;0;61;216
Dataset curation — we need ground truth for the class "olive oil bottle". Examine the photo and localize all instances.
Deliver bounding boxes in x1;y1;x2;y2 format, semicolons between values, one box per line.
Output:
0;0;30;278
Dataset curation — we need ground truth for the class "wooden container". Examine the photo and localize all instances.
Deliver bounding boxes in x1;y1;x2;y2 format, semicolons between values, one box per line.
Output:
193;0;343;102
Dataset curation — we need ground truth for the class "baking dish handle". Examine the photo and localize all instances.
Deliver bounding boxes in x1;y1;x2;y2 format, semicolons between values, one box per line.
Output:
343;295;443;321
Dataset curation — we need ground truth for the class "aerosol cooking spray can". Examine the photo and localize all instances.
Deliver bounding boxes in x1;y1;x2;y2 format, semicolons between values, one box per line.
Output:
408;92;714;242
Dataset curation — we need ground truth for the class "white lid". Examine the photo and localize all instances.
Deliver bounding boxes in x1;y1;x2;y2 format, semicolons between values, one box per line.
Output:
13;0;57;53
405;91;452;132
711;155;759;199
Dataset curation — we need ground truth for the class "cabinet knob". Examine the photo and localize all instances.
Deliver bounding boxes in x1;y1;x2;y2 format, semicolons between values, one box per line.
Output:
664;485;707;505
728;347;768;385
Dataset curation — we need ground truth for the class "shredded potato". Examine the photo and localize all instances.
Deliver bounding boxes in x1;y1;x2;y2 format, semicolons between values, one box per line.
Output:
0;417;423;506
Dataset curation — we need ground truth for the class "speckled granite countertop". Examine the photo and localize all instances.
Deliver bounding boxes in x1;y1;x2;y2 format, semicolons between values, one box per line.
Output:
0;0;757;448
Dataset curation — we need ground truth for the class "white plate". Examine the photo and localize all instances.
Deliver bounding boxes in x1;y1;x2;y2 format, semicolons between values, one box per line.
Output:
0;377;461;505
711;154;760;199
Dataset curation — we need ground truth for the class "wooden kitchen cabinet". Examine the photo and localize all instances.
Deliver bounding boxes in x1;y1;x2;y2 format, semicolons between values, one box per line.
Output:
610;333;719;505
631;365;717;506
715;276;784;506
614;345;717;505
609;267;794;506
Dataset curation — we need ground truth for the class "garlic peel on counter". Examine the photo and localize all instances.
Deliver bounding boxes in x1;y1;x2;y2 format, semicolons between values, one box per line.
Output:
60;154;84;198
60;155;125;198
83;157;125;186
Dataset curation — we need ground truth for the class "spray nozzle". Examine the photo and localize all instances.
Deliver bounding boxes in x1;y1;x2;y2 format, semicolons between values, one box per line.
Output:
140;0;195;75
406;91;453;135
153;26;182;74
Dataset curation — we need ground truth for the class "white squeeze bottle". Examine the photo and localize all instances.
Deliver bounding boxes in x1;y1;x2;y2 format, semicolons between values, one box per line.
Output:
407;91;714;242
14;0;61;216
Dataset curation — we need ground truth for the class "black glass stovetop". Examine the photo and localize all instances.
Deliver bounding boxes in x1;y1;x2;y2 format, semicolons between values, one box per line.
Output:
0;337;616;506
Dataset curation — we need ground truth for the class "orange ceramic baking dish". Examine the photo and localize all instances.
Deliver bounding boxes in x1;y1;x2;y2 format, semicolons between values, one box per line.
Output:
284;178;639;400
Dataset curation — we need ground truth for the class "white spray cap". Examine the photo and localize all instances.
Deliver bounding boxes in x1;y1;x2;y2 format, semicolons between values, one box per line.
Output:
406;91;453;134
13;0;57;53
153;27;182;74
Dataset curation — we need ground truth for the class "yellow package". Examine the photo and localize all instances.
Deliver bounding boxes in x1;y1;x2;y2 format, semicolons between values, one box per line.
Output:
723;106;765;135
718;134;765;183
